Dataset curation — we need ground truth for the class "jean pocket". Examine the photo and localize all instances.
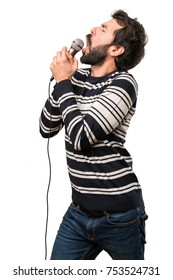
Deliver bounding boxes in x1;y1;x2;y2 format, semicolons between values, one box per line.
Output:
70;202;87;216
139;213;148;244
106;211;138;227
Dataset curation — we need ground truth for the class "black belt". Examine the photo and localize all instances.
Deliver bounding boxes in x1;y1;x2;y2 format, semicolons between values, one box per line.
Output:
73;202;115;217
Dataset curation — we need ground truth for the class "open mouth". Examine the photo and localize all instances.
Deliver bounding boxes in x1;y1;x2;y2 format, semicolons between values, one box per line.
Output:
82;34;91;54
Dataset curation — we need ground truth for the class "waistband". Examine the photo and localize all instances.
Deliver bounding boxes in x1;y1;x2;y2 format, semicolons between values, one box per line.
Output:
73;202;119;217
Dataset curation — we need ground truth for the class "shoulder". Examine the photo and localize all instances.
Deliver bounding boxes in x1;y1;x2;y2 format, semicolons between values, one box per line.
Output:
111;71;138;93
111;71;138;89
107;71;138;103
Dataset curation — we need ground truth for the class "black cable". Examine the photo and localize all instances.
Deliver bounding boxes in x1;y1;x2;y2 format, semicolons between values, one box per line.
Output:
44;80;52;260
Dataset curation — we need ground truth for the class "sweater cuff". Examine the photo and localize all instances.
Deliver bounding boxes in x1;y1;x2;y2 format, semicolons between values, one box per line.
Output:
52;79;74;101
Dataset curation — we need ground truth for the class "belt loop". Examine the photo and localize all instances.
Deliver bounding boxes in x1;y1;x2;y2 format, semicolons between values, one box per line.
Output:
136;207;141;219
103;211;109;216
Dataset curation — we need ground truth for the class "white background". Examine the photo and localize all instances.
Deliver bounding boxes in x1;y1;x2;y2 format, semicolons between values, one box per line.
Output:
0;0;172;278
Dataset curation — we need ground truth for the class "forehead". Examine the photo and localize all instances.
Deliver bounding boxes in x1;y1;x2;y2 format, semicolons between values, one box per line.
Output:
103;18;124;33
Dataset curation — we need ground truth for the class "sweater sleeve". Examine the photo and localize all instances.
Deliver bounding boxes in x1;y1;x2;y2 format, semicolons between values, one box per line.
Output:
39;92;64;138
50;76;137;150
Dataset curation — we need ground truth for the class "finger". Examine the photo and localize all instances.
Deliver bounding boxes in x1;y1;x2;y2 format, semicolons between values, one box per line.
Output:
50;55;58;69
56;51;62;61
73;57;78;68
52;55;57;65
61;46;67;52
50;61;54;72
61;47;68;60
66;50;73;61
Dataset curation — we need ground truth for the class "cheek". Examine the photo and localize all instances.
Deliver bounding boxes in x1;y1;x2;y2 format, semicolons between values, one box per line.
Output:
92;35;114;47
91;39;98;48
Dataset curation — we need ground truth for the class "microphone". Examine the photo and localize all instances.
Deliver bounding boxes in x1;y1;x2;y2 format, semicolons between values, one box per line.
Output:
50;38;84;82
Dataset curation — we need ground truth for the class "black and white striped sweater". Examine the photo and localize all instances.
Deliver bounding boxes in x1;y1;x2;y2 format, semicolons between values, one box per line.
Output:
40;68;144;211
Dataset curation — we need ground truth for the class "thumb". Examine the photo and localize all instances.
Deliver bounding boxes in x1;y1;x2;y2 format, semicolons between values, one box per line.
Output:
73;56;78;67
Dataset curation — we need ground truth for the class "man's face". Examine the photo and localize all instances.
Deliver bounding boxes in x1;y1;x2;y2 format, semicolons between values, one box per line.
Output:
80;18;124;65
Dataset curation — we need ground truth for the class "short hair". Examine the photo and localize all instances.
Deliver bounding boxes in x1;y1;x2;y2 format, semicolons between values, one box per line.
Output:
111;10;148;70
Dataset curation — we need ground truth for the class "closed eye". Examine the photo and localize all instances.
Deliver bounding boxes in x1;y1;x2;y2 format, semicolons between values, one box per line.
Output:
101;23;107;32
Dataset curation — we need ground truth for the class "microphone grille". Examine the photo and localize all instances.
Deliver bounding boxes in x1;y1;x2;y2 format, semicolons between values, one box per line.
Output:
68;38;84;56
71;38;84;52
74;38;84;49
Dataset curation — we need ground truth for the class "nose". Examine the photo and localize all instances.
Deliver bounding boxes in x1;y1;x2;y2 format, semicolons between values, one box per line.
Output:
90;27;97;36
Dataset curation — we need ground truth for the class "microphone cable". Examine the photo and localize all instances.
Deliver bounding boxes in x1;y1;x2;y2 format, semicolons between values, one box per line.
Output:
44;80;52;260
44;39;83;259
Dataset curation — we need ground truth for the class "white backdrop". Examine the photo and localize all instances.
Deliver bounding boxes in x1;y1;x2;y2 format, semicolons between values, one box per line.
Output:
0;0;172;278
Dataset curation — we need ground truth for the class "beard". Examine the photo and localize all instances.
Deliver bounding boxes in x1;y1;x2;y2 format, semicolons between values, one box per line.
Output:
80;44;112;65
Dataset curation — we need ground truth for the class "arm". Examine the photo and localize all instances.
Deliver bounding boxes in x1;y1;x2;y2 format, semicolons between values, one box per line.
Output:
39;47;78;138
51;76;137;150
39;94;64;138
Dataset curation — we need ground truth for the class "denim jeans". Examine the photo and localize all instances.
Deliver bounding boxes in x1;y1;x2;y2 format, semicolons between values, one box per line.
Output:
50;203;148;260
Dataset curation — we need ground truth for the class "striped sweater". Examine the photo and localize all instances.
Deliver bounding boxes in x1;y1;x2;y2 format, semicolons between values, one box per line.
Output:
40;68;144;211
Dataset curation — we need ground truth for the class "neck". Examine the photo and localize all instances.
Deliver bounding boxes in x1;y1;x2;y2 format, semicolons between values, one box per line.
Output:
90;60;117;77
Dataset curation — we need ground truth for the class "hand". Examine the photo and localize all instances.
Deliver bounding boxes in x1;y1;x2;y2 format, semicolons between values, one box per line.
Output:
50;47;78;83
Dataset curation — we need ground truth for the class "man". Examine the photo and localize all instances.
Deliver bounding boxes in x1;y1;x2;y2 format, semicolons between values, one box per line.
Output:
40;10;148;260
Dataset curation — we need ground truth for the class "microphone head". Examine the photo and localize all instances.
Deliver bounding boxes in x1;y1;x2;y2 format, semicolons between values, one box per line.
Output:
69;38;84;56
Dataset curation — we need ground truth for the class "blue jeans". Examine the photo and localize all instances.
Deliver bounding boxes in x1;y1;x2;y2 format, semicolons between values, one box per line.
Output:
50;203;148;260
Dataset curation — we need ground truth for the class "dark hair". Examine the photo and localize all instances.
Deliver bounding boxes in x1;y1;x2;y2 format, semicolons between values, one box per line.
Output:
111;10;148;70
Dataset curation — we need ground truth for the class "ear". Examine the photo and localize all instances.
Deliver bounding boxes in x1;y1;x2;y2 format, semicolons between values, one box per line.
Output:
109;45;125;58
